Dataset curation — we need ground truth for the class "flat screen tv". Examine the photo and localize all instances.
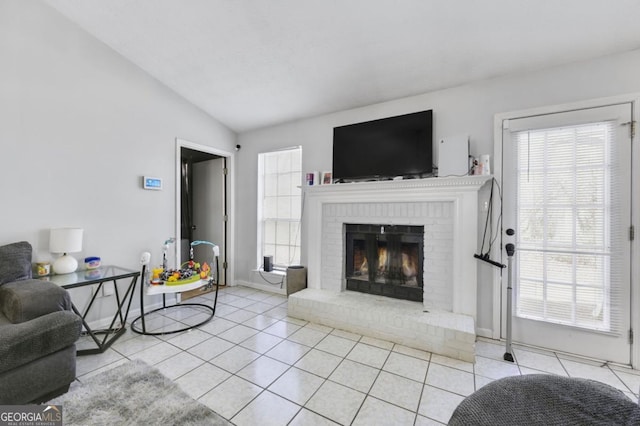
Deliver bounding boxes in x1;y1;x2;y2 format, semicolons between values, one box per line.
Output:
332;110;433;181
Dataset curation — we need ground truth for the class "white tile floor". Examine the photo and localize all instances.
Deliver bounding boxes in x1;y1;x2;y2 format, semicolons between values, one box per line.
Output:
73;285;640;425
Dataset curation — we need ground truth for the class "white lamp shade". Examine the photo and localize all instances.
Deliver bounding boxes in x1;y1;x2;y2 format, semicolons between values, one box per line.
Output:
50;228;83;254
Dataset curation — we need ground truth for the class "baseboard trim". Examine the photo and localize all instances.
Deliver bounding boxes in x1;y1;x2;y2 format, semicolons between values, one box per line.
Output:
236;279;286;296
475;327;494;339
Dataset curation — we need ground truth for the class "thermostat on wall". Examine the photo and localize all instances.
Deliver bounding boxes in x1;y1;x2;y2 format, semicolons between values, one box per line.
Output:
143;176;163;190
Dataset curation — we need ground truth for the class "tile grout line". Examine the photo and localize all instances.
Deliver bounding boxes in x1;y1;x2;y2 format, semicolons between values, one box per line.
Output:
412;350;432;425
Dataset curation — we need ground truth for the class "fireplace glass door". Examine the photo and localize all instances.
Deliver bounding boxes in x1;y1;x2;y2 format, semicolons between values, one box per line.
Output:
345;224;424;302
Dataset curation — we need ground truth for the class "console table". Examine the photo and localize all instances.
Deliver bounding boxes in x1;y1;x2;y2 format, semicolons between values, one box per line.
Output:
45;266;140;355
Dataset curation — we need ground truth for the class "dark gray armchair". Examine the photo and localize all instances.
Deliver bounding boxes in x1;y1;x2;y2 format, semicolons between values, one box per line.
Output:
0;241;82;404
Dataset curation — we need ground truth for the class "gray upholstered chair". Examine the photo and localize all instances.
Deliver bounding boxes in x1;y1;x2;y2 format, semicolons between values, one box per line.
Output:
449;374;640;425
0;241;82;404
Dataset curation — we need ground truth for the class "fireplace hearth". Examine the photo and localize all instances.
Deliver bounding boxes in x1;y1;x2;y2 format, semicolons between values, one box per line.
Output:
345;223;424;302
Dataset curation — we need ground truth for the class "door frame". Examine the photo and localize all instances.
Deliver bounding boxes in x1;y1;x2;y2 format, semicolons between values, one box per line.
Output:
492;93;640;367
175;138;235;287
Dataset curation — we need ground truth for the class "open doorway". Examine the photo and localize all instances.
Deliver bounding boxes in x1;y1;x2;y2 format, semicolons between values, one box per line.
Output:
176;139;233;298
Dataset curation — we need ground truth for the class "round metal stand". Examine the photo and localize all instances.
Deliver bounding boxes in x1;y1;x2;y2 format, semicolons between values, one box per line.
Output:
131;302;215;336
131;253;220;336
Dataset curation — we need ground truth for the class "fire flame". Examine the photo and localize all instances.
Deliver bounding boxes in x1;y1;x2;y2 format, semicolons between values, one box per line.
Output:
359;247;417;279
402;252;417;278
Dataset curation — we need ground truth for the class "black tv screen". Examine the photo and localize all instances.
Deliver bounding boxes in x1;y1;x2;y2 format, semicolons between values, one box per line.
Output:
332;110;433;181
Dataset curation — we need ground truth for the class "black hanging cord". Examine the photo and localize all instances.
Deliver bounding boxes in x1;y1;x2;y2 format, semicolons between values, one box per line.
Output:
489;177;503;249
479;180;494;255
258;270;284;287
474;177;505;268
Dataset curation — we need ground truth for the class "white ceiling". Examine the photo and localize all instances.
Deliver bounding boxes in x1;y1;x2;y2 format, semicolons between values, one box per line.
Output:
44;0;640;133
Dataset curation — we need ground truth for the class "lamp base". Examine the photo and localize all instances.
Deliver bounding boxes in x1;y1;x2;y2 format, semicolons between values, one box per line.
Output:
53;254;78;274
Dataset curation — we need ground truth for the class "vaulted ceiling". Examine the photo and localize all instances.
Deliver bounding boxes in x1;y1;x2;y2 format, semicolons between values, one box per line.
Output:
44;0;640;132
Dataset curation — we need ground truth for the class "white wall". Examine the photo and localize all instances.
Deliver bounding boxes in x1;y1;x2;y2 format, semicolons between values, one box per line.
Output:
0;1;236;320
236;48;640;333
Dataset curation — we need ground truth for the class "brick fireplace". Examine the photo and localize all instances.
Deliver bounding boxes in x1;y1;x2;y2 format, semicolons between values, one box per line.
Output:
288;176;491;362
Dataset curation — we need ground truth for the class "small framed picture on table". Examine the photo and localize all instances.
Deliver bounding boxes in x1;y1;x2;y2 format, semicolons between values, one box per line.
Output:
321;171;332;185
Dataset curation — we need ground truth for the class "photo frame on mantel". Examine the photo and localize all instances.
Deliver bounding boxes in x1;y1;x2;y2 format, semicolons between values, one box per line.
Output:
321;171;332;185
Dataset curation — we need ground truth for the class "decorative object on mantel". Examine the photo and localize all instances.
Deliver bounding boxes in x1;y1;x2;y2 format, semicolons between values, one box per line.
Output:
321;171;332;185
479;154;491;175
473;154;492;175
305;171;319;186
50;228;83;274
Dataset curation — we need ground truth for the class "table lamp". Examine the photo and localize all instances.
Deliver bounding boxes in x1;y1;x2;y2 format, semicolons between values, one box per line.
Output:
50;228;83;274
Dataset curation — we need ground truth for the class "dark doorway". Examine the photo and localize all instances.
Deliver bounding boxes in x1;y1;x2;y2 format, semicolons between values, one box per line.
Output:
180;147;228;286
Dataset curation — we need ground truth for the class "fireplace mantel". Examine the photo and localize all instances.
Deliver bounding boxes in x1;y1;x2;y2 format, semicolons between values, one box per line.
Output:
304;175;492;198
302;175;492;319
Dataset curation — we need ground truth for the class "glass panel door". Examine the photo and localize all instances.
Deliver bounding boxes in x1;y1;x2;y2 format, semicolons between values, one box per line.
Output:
502;103;632;364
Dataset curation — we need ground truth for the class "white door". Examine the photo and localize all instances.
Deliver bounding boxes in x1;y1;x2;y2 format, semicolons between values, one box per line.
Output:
501;103;633;364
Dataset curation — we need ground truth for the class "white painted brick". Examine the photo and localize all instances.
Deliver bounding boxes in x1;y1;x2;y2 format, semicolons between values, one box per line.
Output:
447;340;470;351
288;290;475;362
321;200;455;312
442;202;451;217
326;204;336;216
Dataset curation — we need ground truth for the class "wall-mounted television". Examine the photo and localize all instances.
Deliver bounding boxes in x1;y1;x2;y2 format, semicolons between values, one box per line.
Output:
332;110;433;182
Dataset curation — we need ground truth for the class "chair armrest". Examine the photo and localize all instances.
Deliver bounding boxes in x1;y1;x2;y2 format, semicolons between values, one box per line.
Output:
0;310;82;374
0;280;73;323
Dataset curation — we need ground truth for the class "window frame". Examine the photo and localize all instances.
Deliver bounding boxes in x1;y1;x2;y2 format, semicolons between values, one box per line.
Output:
257;146;302;270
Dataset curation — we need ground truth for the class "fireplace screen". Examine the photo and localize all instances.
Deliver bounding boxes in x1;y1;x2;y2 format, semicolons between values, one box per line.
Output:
345;224;424;302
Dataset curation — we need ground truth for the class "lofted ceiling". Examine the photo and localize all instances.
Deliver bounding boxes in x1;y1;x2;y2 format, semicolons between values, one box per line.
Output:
44;0;640;133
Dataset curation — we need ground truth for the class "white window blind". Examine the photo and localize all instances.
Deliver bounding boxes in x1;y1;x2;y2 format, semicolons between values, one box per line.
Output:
258;147;302;268
513;120;623;333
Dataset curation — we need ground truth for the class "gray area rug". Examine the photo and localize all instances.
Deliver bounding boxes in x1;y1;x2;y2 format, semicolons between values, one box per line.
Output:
49;359;231;426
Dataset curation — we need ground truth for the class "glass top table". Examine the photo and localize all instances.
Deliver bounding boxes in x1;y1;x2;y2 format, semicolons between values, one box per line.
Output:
44;265;140;355
47;265;139;288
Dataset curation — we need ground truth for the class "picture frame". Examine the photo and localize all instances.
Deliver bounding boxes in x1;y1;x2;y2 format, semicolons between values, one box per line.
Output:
305;172;316;186
321;171;332;185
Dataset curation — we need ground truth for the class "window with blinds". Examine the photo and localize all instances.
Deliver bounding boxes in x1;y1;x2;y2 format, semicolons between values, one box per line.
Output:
258;147;302;268
514;121;619;332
